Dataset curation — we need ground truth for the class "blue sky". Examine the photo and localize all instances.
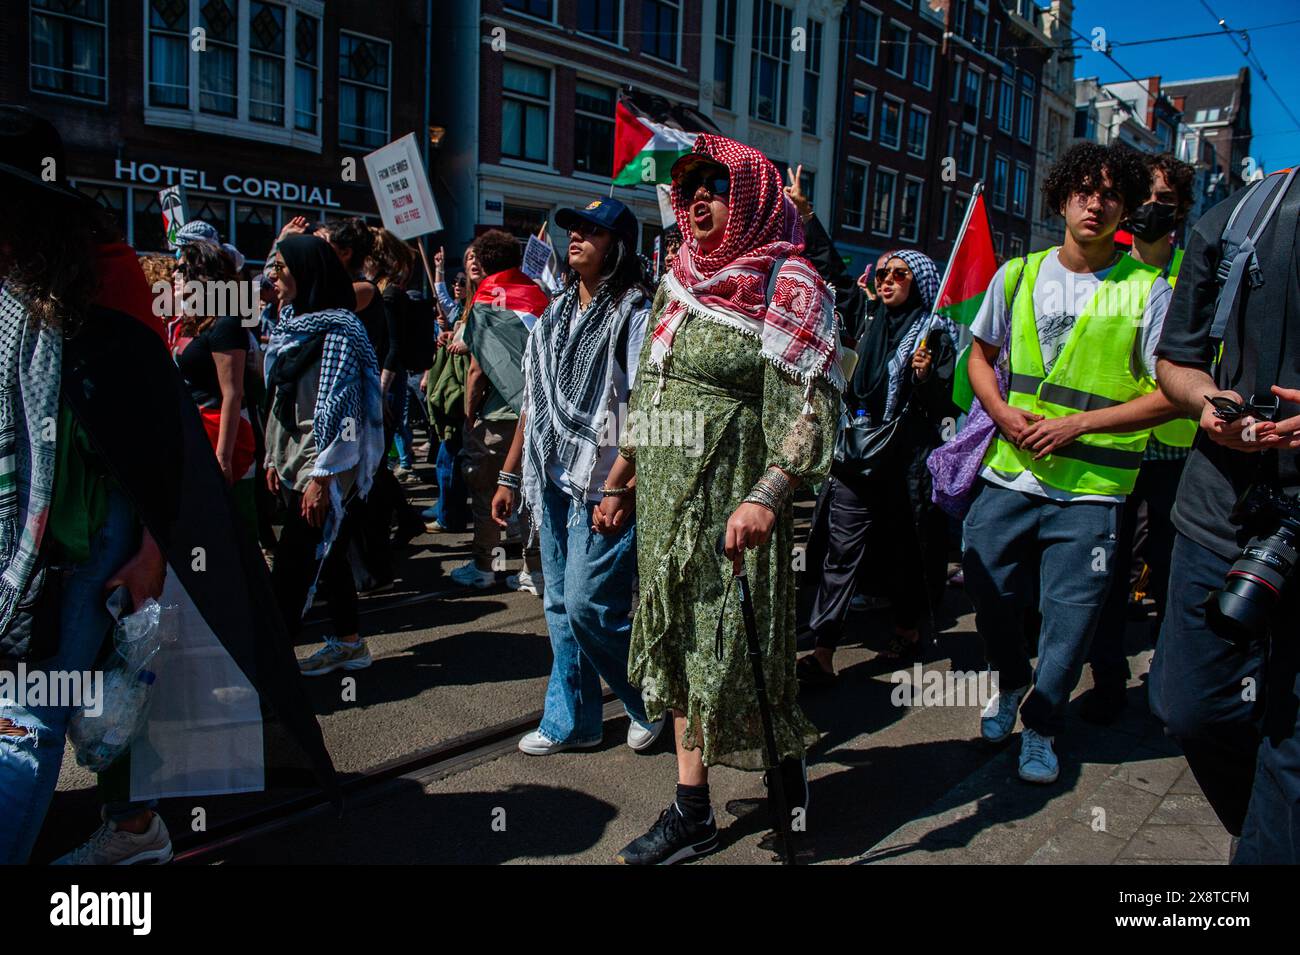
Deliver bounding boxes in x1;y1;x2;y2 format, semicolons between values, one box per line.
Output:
1072;0;1300;171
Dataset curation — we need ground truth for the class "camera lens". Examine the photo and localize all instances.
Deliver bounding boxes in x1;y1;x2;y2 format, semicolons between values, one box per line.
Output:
1207;530;1297;637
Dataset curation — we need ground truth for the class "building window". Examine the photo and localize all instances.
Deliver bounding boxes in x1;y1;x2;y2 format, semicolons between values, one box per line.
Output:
871;168;897;235
950;60;962;102
1017;72;1035;142
992;154;1009;210
339;32;390;149
750;0;791;126
968;5;985;47
198;0;238;117
879;96;902;149
147;0;188;108
802;18;823;134
294;11;318;132
913;37;935;90
855;4;880;63
998;78;1013;133
504;0;553;19
842;160;868;231
714;0;737;109
850;86;874;139
963;67;980;115
959;128;975;176
938;186;951;240
984;70;996;119
501;60;549;163
900;178;922;241
574;81;615;176
994;230;1005;255
30;0;108;101
1008;234;1024;258
577;0;620;42
906;106;929;158
642;0;679;63
249;2;286;125
886;20;908;78
1012;163;1028;216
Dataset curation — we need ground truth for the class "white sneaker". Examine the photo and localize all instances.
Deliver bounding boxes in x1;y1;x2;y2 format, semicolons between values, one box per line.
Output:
627;717;666;752
506;568;543;596
449;561;495;589
1018;728;1060;784
980;685;1028;743
517;729;601;755
53;813;173;866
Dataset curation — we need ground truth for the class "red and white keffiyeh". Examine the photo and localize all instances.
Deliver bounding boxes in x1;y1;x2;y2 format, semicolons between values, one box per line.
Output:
650;134;844;391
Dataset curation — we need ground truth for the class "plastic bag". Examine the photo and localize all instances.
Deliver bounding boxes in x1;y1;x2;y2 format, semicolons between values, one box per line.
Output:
68;597;165;773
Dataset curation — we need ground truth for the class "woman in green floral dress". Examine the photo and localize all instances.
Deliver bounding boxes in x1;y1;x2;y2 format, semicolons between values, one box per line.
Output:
594;135;844;864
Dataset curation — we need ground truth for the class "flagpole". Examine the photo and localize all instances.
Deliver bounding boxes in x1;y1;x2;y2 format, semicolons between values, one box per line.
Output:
920;181;984;352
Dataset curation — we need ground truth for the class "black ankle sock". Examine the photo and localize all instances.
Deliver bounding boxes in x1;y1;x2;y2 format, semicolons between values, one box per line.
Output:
675;783;711;824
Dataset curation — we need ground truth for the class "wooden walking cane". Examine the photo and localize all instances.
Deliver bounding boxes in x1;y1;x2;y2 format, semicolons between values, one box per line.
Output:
722;554;798;865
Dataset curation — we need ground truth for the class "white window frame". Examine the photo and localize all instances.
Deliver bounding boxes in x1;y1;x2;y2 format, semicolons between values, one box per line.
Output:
997;77;1013;134
641;0;682;66
900;175;924;242
749;0;792;127
879;94;903;150
801;16;824;135
906;104;929;158
713;0;739;112
573;76;618;177
850;83;876;141
500;58;554;168
912;35;936;91
957;125;976;177
842;158;870;232
871;166;898;237
30;0;110;104
885;19;909;79
856;3;882;65
574;0;624;47
142;0;325;152
337;29;392;151
1012;161;1030;217
938;185;952;240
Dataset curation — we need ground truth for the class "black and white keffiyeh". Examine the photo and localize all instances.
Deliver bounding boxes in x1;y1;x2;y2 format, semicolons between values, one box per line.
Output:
0;287;62;633
521;281;647;525
265;304;383;557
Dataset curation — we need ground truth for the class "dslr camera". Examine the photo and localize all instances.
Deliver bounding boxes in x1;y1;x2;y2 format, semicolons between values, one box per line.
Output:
1207;482;1300;637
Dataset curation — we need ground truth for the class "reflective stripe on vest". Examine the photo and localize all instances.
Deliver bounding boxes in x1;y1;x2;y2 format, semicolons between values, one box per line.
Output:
983;248;1161;496
1151;248;1197;448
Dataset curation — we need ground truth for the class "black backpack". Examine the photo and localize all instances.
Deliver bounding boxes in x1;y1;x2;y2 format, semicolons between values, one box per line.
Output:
400;291;436;372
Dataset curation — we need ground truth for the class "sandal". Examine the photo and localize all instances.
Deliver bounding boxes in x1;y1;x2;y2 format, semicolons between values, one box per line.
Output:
796;654;836;688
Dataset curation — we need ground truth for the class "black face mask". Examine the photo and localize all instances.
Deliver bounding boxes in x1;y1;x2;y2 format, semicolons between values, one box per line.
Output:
1128;201;1179;243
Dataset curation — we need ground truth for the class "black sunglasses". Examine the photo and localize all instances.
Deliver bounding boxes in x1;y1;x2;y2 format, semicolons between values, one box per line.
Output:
677;170;731;203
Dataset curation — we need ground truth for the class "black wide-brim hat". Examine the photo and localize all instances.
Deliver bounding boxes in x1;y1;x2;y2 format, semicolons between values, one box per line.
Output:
0;105;97;207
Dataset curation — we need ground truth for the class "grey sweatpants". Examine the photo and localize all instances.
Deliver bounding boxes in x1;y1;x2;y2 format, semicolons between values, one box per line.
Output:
962;480;1120;736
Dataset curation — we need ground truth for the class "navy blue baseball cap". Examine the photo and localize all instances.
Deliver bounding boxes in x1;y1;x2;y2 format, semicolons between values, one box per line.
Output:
554;197;639;245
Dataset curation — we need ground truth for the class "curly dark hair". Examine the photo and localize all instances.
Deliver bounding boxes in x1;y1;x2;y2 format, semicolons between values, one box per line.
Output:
1145;153;1196;219
0;188;117;334
1042;142;1151;219
318;216;375;273
472;229;523;276
174;240;237;336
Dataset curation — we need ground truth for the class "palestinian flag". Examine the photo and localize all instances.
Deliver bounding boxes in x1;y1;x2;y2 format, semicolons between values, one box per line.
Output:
935;189;998;412
463;268;550;414
612;90;717;186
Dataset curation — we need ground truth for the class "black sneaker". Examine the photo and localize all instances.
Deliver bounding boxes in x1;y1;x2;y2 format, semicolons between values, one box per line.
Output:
616;804;719;865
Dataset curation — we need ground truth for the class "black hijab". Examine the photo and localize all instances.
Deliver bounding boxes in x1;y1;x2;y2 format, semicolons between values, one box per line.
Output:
851;280;928;418
278;233;356;315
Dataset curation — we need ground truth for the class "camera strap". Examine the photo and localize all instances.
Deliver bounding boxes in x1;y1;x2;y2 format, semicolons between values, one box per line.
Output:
1246;176;1300;405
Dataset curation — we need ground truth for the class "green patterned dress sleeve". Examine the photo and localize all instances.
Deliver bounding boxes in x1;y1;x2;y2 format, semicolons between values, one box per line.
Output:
627;298;839;771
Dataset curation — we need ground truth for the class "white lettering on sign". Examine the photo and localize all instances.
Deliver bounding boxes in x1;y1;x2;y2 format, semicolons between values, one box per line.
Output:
113;159;341;207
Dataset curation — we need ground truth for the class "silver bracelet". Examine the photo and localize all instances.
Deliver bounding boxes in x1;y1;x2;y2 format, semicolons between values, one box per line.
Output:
497;470;521;490
744;467;792;512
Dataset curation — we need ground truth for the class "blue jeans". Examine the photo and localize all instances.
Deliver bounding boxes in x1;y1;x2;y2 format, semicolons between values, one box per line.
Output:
962;480;1119;736
0;488;142;863
434;430;469;531
536;479;649;743
386;371;414;469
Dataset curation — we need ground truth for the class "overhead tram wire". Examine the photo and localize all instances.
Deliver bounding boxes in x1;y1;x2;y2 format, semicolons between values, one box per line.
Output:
1197;0;1300;135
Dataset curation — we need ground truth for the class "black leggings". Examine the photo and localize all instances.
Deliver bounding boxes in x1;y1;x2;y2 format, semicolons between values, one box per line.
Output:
270;487;360;642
